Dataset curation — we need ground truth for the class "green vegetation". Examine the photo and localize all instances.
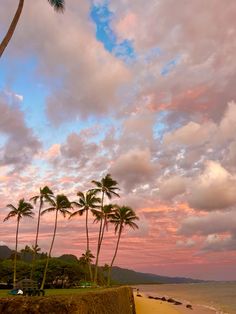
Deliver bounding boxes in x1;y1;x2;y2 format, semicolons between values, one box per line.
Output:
1;174;139;289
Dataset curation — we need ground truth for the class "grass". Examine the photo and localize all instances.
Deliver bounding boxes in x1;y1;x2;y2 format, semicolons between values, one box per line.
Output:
0;288;102;298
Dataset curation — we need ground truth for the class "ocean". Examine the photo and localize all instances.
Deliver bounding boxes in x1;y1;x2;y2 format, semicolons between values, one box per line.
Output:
134;282;236;314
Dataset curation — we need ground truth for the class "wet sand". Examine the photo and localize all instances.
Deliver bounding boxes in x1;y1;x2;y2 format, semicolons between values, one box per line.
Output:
134;295;217;314
134;295;181;314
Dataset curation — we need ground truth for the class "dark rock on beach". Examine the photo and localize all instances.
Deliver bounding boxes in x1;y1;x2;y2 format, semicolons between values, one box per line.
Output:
174;301;182;305
186;304;193;309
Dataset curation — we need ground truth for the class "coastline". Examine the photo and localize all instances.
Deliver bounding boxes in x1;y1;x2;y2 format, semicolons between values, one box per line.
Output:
134;292;219;314
132;283;233;314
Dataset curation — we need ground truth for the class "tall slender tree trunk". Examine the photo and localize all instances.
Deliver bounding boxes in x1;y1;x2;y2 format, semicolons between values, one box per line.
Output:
85;209;93;281
30;199;42;280
40;209;58;290
99;212;107;252
107;224;122;286
94;191;104;283
0;0;24;58
13;217;20;288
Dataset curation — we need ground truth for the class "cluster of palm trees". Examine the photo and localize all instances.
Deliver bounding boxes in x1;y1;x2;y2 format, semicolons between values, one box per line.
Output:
3;174;139;288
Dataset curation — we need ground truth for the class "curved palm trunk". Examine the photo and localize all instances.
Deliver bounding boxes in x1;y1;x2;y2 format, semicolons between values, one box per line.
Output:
40;209;58;290
107;224;122;286
13;217;20;288
0;0;24;58
30;199;42;280
94;191;104;283
85;209;93;281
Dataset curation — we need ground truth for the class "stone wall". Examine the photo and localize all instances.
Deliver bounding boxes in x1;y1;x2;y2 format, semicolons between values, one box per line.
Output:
0;286;136;314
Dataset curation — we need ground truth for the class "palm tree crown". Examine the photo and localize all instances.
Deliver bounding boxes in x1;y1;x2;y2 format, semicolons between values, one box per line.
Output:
92;173;120;199
41;194;71;217
4;199;34;222
93;204;115;228
109;206;139;233
70;190;101;218
30;186;54;206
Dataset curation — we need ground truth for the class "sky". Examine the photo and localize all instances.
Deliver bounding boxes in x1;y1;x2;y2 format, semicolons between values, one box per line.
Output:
0;0;236;281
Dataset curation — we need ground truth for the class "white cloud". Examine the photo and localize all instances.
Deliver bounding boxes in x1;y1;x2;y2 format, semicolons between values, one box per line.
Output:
158;175;187;200
179;210;236;236
110;148;156;191
187;161;236;210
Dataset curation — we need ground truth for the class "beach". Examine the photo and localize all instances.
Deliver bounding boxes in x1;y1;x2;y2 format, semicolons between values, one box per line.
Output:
133;283;236;314
134;295;217;314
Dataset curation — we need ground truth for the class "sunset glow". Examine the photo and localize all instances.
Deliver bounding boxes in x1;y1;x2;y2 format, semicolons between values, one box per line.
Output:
1;0;236;281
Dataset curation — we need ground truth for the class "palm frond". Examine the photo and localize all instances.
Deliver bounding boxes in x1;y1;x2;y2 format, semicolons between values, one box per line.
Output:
6;204;17;211
70;201;81;208
41;186;54;196
29;195;39;204
4;199;34;222
91;180;102;188
47;0;65;12
69;210;82;219
41;207;55;215
61;209;71;218
3;211;16;221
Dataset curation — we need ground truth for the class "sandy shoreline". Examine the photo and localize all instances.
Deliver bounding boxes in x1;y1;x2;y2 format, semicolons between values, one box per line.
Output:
134;294;217;314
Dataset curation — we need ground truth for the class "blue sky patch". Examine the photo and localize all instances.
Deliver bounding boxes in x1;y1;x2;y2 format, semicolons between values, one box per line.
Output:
161;56;180;76
90;2;135;61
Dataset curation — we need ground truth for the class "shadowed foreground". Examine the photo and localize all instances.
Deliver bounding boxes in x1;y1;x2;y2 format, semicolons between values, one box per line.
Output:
0;286;135;314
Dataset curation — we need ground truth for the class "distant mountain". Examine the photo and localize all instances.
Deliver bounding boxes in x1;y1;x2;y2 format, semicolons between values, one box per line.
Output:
58;254;79;263
0;246;12;259
0;246;202;284
111;266;203;284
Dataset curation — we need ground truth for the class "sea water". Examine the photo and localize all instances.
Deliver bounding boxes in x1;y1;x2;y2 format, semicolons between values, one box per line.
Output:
134;282;236;314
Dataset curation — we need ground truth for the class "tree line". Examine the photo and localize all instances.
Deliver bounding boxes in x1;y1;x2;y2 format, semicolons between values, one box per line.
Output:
3;174;139;288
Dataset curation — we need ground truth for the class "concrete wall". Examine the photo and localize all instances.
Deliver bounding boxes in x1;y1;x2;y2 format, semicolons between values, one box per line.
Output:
0;286;136;314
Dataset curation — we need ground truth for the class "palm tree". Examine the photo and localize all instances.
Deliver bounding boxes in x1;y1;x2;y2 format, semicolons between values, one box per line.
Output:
40;194;72;290
69;190;100;281
20;245;33;261
3;199;34;288
30;186;54;280
91;174;120;283
93;203;115;250
107;206;139;286
0;0;65;58
79;250;95;281
31;244;41;256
